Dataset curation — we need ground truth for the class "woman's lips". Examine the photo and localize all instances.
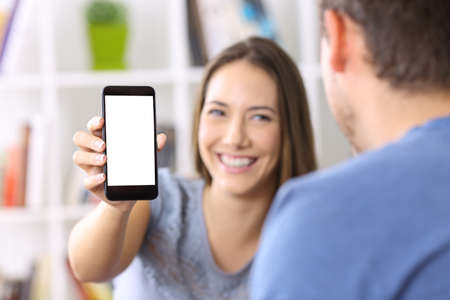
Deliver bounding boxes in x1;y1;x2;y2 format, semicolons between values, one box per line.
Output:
217;153;257;173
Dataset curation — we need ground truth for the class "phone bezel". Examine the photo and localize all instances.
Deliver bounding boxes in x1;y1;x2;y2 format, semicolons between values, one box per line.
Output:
102;85;158;200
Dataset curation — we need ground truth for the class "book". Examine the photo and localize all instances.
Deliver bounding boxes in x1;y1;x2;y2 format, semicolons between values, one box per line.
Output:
0;0;19;71
25;115;49;209
65;165;89;206
83;282;112;300
193;0;277;62
186;0;208;66
3;146;18;207
0;2;11;44
157;124;176;172
65;257;90;300
19;264;33;300
66;257;113;300
0;278;23;300
0;0;19;68
0;0;35;74
15;123;30;207
2;121;29;207
29;256;50;300
2;117;47;208
0;150;7;206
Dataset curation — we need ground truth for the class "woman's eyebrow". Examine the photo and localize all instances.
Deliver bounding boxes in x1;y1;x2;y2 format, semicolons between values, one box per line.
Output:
204;100;227;107
247;106;277;113
205;101;277;113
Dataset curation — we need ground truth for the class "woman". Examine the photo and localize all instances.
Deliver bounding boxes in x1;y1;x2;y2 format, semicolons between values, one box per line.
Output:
68;37;317;299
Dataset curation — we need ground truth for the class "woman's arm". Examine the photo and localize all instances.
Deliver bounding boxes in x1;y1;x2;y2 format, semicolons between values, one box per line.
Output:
68;200;150;282
67;116;166;282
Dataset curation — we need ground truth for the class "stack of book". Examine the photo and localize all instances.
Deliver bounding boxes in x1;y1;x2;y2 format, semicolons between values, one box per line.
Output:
66;258;112;300
186;0;277;66
0;256;46;300
0;116;47;209
0;256;112;300
0;0;34;74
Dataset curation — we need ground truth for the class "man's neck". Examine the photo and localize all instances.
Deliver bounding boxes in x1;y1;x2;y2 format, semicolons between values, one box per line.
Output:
357;88;450;153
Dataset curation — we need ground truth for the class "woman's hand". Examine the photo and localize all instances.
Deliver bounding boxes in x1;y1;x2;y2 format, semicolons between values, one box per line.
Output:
72;115;167;212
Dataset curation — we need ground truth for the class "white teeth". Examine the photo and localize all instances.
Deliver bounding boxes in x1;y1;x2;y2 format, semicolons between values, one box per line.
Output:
220;155;255;168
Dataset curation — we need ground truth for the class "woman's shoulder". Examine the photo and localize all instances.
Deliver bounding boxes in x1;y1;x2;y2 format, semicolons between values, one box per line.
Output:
148;168;205;233
158;168;204;199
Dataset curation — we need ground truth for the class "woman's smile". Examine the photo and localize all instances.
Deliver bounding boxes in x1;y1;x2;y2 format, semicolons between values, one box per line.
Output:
217;153;258;173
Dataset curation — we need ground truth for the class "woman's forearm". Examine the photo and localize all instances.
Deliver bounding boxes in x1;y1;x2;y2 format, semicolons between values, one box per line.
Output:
68;201;132;282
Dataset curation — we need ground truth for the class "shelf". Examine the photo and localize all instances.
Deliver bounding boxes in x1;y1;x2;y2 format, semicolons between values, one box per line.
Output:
56;67;204;88
57;69;173;88
0;207;49;224
62;203;96;221
55;64;319;88
0;74;43;91
0;204;96;224
0;68;204;91
0;64;319;92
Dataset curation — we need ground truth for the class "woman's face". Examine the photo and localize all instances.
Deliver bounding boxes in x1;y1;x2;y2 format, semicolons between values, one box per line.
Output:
198;60;281;197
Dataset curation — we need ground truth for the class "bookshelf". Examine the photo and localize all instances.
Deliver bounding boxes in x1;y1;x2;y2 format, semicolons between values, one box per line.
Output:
0;0;352;299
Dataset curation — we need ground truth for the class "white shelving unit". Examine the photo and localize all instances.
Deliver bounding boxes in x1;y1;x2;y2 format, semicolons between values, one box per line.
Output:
0;0;351;299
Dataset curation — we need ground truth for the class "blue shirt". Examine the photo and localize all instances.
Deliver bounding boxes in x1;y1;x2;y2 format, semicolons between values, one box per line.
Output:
250;116;450;300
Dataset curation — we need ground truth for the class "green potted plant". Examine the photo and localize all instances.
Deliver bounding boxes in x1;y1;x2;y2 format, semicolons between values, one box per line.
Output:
86;0;128;70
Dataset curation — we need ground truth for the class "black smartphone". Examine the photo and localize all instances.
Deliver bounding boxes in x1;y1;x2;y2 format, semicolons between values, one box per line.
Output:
102;86;158;200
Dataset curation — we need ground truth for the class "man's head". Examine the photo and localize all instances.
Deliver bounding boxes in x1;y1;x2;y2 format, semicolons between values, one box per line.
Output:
319;0;450;151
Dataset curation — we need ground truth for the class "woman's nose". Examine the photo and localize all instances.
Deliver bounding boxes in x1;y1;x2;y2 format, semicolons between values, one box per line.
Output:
222;118;249;147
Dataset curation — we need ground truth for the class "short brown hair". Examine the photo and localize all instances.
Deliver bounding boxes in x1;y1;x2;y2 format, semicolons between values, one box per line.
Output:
192;37;317;188
320;0;450;92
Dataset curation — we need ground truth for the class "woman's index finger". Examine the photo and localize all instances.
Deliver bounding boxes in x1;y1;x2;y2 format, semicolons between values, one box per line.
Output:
87;116;104;132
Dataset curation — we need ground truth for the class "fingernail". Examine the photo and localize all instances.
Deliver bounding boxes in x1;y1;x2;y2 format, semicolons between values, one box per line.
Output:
95;140;104;150
96;154;105;162
91;116;101;127
88;117;101;128
96;173;105;182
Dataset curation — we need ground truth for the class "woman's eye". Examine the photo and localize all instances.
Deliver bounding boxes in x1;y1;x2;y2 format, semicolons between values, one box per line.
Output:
252;114;271;122
208;109;225;116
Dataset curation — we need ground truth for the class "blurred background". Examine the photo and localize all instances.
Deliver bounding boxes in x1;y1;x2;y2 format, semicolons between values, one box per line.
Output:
0;0;351;299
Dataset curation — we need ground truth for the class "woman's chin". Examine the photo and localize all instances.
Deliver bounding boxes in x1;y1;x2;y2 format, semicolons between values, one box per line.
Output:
212;177;258;197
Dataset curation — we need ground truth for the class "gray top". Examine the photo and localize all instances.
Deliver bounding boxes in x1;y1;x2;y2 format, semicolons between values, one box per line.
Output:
113;169;251;300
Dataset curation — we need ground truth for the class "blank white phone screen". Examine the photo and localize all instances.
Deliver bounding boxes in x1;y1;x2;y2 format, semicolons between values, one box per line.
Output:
105;95;155;186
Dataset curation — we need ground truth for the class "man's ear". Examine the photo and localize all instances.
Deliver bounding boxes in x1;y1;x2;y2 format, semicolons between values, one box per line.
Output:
323;10;347;72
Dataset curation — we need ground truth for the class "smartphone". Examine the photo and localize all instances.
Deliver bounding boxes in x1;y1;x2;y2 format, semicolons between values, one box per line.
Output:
102;86;158;200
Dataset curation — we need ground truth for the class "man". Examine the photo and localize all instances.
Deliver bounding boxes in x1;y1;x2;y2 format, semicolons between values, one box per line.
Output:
250;1;450;299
